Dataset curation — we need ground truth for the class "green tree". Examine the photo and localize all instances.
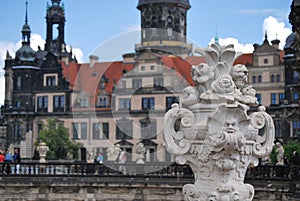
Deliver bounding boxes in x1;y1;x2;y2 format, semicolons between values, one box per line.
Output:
38;118;81;160
270;140;300;164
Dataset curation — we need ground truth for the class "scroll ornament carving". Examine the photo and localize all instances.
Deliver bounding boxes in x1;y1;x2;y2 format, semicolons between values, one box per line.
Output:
164;44;275;201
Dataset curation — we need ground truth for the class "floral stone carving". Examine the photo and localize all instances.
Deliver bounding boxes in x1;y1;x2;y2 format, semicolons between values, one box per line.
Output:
164;44;275;201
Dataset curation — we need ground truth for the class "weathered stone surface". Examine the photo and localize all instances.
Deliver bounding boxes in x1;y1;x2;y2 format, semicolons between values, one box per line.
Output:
164;44;275;200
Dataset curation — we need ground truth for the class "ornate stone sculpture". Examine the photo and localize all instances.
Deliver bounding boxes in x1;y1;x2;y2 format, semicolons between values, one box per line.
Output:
275;142;285;165
136;142;146;164
37;142;49;163
164;44;275;201
106;144;121;162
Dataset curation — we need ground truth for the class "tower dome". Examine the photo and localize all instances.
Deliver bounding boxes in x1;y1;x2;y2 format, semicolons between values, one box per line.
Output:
136;0;192;57
15;0;36;64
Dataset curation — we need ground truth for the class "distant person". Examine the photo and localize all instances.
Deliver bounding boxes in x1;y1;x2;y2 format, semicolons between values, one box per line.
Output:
290;151;299;165
96;152;104;164
13;149;21;174
0;150;5;163
0;150;5;173
4;150;12;162
13;149;21;162
118;149;127;174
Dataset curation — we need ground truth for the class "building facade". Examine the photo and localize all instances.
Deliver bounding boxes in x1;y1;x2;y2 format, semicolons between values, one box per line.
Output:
1;0;298;161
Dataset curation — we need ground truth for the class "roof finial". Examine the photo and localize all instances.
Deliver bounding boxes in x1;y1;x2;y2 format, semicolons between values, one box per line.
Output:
25;0;28;24
214;24;219;45
264;30;268;40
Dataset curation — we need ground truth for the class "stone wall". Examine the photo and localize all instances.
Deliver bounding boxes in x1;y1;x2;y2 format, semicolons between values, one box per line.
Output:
0;177;298;201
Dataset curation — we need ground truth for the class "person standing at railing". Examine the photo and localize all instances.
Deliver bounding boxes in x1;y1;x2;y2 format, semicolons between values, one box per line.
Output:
0;150;5;162
4;150;12;174
118;149;127;175
4;150;12;162
0;150;5;174
13;149;21;174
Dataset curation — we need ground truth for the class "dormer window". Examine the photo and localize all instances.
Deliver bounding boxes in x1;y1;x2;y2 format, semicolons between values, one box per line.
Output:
44;74;58;86
263;58;268;64
100;82;106;89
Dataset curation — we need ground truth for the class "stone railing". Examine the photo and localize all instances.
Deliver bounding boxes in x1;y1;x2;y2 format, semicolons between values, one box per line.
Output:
0;162;299;181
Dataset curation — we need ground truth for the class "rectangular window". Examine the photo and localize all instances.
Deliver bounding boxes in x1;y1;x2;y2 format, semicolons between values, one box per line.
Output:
133;78;142;89
72;123;79;140
166;96;179;110
116;120;133;139
92;123;100;139
271;93;277;105
16;76;22;91
293;93;299;101
274;120;283;138
279;93;285;103
154;77;163;88
46;76;56;86
37;96;48;112
13;124;21;142
142;97;155;110
98;97;107;108
102;123;109;139
81;123;87;140
292;120;300;137
73;122;87;140
53;95;65;112
119;98;131;110
141;120;157;139
256;94;262;104
93;122;110;139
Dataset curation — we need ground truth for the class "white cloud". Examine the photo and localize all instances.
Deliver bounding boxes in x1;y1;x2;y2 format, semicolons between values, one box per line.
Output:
263;16;292;49
66;45;83;63
205;16;292;54
208;37;254;54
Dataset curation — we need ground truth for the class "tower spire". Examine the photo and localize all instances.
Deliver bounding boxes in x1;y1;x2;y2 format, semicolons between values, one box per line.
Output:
214;24;219;45
25;0;28;24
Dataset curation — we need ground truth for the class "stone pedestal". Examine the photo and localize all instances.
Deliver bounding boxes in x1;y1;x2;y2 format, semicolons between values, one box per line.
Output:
164;44;275;201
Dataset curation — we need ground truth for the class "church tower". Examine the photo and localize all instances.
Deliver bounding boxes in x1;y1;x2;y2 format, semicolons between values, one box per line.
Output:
45;0;66;54
136;0;192;57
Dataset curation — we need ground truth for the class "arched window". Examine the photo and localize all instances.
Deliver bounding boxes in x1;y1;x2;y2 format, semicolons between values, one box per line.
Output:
271;74;275;82
258;75;262;83
276;74;280;82
252;75;256;83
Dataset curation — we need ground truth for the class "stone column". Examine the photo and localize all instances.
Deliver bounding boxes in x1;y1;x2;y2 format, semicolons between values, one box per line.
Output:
164;44;275;201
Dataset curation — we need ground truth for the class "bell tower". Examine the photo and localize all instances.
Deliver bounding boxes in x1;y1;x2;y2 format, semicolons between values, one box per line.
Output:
45;0;65;54
136;0;192;57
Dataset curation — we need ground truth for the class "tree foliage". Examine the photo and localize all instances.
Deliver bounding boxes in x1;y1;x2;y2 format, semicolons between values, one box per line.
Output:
270;140;300;164
38;118;81;160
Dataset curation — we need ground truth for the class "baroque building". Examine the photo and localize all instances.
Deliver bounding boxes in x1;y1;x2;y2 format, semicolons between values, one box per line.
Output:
1;0;297;161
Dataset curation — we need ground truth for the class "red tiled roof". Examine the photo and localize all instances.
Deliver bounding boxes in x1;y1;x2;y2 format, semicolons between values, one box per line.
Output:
161;55;194;86
62;61;134;108
185;56;206;66
234;53;253;65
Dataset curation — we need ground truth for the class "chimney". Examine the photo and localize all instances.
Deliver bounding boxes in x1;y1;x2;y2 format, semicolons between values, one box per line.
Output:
89;55;99;68
271;39;280;49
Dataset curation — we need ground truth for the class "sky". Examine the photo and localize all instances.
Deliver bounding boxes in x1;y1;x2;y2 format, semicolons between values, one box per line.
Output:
0;0;294;105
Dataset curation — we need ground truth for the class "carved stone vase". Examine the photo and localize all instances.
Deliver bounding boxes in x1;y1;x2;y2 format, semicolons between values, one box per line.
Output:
37;142;49;163
164;44;275;201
